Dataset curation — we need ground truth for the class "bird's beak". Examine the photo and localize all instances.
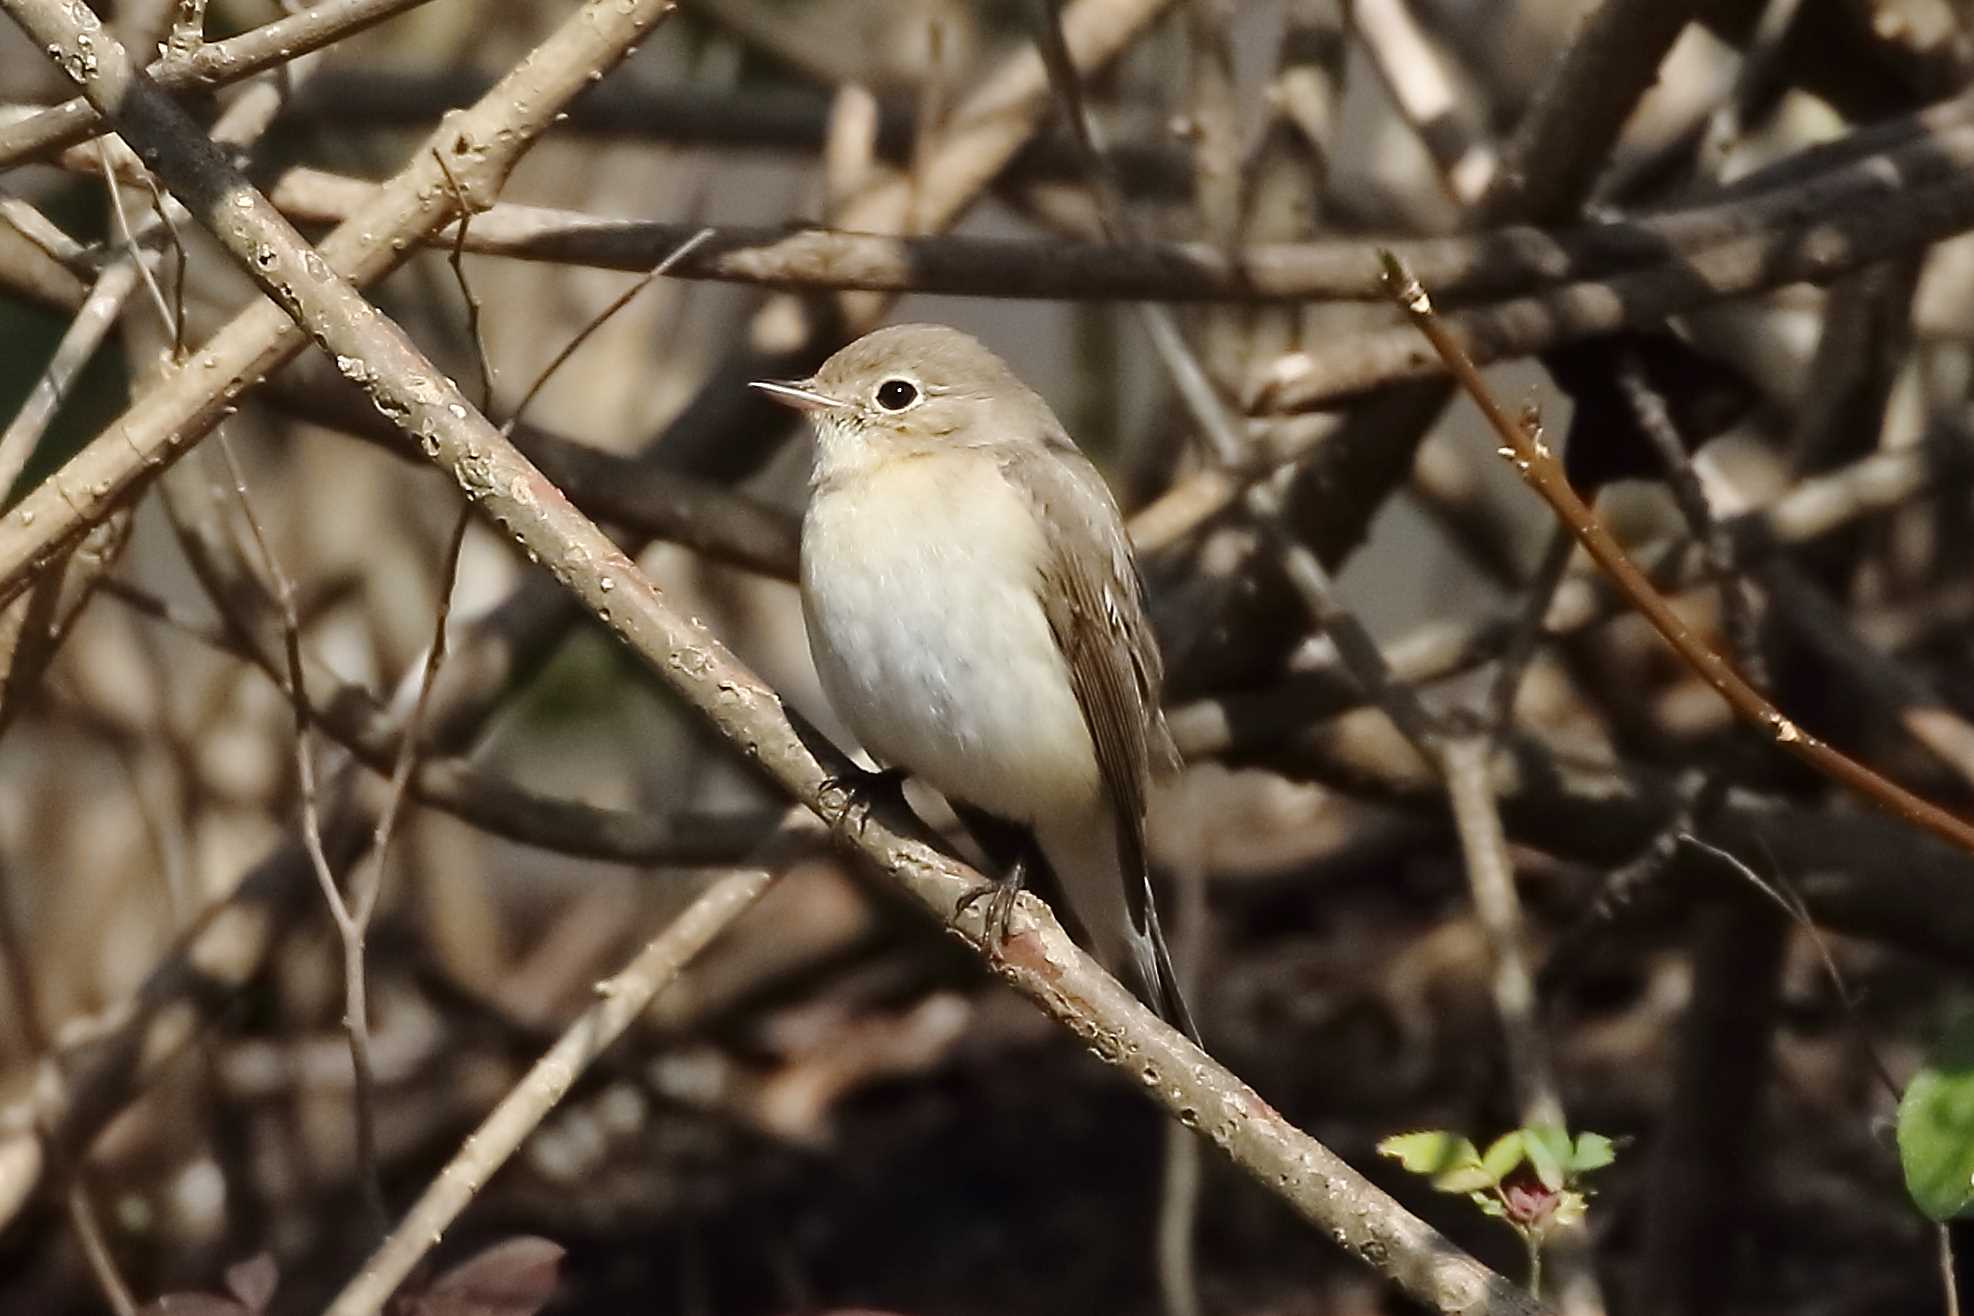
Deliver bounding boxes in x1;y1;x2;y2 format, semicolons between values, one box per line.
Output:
748;378;846;412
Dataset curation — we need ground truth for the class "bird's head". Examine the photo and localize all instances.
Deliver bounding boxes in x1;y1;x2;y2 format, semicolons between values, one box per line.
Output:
750;323;1049;482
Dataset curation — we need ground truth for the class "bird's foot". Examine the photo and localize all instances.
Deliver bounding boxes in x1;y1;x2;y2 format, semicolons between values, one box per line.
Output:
818;765;908;836
953;853;1027;953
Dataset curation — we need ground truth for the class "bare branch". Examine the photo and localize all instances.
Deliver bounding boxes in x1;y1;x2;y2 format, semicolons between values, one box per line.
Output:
0;0;442;166
240;100;1974;304
1383;251;1974;852
1;4;1542;1306
0;0;680;608
323;859;783;1316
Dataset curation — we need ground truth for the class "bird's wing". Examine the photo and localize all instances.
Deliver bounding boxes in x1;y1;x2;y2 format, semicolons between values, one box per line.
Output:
999;437;1179;932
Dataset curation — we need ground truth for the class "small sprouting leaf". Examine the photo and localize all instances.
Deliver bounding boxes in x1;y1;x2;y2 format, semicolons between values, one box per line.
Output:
1481;1132;1526;1183
1570;1131;1617;1175
1521;1125;1572;1191
1471;1191;1508;1218
1379;1131;1475;1175
1432;1162;1502;1194
1552;1190;1589;1229
1899;1012;1974;1221
1376;1131;1496;1192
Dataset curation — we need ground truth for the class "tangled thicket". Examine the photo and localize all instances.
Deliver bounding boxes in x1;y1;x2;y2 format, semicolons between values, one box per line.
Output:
1;1;1973;1314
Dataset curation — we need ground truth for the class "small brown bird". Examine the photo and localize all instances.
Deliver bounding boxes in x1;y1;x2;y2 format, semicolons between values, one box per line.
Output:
752;324;1195;1036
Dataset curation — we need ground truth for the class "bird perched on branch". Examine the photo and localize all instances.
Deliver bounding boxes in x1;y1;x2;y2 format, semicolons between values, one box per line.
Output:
752;323;1196;1039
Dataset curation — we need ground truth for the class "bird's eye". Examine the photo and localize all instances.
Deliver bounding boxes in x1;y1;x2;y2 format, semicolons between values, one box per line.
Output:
875;378;919;411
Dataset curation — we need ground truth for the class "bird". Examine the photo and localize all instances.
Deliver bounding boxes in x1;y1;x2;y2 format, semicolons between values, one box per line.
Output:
750;323;1197;1039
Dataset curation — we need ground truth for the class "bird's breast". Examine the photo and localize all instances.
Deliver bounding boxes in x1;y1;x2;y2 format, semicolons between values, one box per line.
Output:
800;456;1101;823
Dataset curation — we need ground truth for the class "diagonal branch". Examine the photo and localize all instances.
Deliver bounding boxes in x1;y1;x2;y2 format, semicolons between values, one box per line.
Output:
323;858;784;1316
1;3;1540;1308
0;0;1188;1238
0;0;679;609
1383;252;1974;855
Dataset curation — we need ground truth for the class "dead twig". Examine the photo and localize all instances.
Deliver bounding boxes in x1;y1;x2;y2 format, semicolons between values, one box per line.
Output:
1382;251;1974;854
322;859;782;1316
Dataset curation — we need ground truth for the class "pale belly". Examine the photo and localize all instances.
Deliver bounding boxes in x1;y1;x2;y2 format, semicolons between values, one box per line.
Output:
801;461;1101;825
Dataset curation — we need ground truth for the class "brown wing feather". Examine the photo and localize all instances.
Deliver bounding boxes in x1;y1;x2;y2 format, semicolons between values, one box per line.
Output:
1000;440;1177;934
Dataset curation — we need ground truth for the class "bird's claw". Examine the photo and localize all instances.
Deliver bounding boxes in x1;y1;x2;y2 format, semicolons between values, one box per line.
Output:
818;766;907;836
953;852;1028;954
954;881;1021;952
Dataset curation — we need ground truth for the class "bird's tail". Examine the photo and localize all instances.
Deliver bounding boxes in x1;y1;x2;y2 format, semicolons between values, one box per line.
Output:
1141;897;1200;1044
1037;815;1200;1044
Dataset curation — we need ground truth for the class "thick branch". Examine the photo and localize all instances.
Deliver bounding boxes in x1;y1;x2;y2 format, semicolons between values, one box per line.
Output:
1;3;1538;1307
0;0;1188;1236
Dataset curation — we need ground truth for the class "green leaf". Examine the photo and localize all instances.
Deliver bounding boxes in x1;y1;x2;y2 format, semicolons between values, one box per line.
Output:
1378;1131;1477;1175
1552;1190;1589;1229
1377;1132;1492;1191
1570;1131;1617;1175
1521;1125;1572;1192
1899;1012;1974;1221
1471;1191;1508;1218
1481;1132;1526;1183
1432;1163;1503;1194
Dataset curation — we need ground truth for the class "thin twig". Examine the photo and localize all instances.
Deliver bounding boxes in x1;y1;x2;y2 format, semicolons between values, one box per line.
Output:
103;571;790;866
361;155;483;911
1441;735;1564;1125
211;428;392;1228
1613;349;1765;680
1677;834;1901;1097
95;138;175;352
1156;845;1209;1316
1941;1224;1962;1316
64;1183;136;1316
430;150;496;415
1441;734;1606;1314
362;507;469;935
506;227;715;433
0;259;142;497
1483;524;1575;738
1158;1112;1204;1316
323;860;782;1316
1383;251;1974;854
